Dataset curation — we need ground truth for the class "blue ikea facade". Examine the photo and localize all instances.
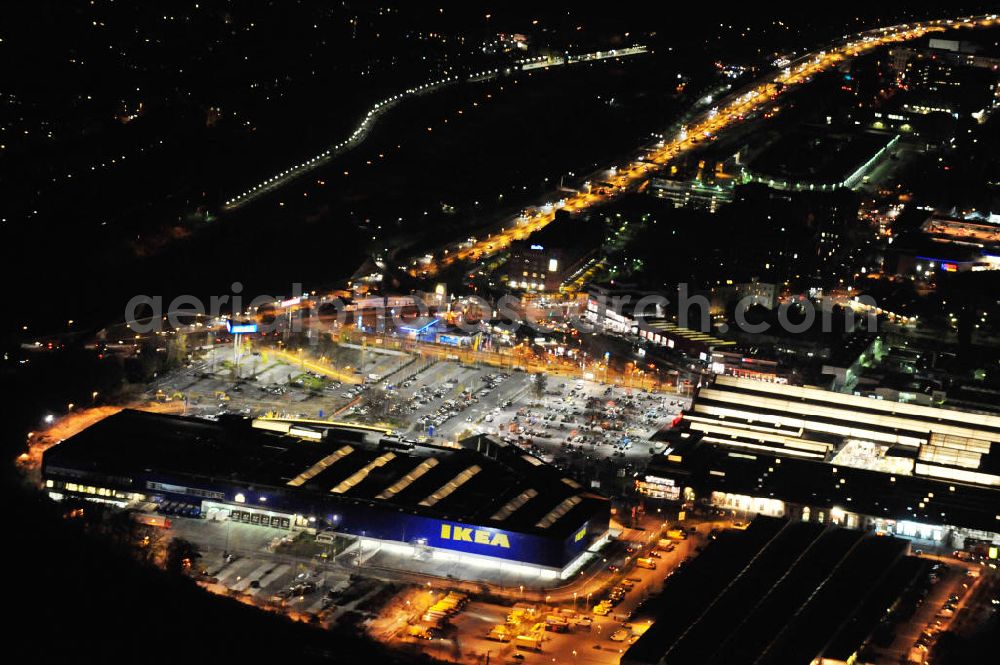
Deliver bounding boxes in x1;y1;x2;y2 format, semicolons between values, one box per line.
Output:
328;509;600;569
331;508;591;569
41;410;611;575
258;488;600;570
54;465;606;570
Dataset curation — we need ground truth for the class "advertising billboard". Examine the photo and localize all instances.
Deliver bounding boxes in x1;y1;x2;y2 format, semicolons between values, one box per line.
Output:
349;511;569;568
226;319;259;334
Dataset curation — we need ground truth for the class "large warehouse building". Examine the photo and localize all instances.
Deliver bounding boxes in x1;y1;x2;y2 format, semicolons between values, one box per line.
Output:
42;410;610;580
622;517;928;665
642;376;1000;550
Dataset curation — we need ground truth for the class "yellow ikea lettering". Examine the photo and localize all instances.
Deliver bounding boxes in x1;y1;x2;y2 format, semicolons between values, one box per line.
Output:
439;523;510;548
574;526;587;542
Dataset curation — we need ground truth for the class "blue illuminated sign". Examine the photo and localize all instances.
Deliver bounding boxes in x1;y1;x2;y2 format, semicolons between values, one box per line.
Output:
226;319;259;334
400;318;439;334
437;523;511;549
414;516;557;564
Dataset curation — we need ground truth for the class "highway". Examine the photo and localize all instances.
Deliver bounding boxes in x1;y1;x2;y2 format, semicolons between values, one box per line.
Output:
404;14;999;279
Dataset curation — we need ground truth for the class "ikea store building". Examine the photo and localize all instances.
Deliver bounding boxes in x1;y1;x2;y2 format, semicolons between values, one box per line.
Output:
42;410;610;580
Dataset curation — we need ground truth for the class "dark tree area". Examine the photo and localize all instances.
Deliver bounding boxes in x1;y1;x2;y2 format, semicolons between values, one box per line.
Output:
5;475;439;664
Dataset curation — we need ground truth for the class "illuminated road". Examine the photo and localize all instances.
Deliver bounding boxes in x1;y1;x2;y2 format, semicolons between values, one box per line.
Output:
405;15;999;278
333;328;672;392
222;46;648;210
269;347;363;385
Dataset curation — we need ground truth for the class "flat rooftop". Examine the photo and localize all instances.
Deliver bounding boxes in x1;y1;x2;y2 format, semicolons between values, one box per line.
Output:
623;517;923;665
922;215;1000;245
748;127;896;185
688;375;1000;478
639;317;736;348
43;410;607;539
651;434;1000;534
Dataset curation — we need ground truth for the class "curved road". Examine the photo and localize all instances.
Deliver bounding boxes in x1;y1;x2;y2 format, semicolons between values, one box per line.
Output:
403;13;999;279
222;46;649;211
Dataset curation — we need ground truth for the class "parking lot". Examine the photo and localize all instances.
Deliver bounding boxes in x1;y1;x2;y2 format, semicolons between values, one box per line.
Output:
146;343;684;448
145;346;358;420
378;518;722;665
871;555;986;665
171;517;405;625
391;363;532;439
482;378;689;464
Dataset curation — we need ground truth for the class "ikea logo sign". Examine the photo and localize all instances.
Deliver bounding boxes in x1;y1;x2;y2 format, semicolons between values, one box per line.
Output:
574;526;587;543
440;524;510;549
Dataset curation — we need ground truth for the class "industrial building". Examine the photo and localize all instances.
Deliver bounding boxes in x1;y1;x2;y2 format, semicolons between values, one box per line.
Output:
646;176;734;212
42;410;610;580
889;213;1000;277
743;127;899;191
889;37;1000;118
622;516;928;665
583;285;735;355
641;376;1000;549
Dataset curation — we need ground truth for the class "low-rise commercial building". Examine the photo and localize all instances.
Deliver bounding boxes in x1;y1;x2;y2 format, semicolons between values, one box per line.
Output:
643;376;1000;548
43;411;610;581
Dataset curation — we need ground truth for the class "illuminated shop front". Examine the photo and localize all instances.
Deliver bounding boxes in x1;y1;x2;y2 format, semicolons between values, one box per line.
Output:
709;491;786;518
635;474;681;501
